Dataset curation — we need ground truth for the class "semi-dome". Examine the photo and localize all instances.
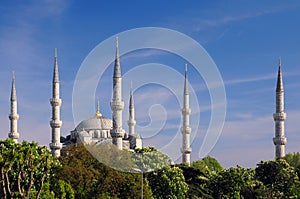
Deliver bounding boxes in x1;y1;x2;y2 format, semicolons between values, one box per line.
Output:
75;113;112;131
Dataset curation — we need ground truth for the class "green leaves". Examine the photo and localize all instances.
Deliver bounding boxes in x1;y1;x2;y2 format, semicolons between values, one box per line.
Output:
255;159;300;197
0;139;60;199
147;166;188;199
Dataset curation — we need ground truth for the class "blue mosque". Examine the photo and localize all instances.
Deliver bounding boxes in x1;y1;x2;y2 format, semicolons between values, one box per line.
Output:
6;38;287;166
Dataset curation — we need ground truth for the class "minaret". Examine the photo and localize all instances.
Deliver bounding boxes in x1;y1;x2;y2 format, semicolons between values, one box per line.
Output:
273;58;287;158
110;37;125;150
181;64;192;165
8;72;20;143
128;81;136;136
49;48;62;157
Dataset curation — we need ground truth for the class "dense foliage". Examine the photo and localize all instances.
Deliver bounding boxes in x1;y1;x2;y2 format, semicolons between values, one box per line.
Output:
147;166;188;199
2;139;300;198
0;139;70;199
56;143;153;198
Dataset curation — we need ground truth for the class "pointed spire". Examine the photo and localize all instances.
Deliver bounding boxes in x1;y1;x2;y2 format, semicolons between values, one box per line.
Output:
129;81;134;109
96;100;102;117
113;37;121;78
53;48;59;83
11;71;16;101
184;64;189;95
276;57;283;92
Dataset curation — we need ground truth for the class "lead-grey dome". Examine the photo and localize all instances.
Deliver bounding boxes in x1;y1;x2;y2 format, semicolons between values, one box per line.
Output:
75;114;112;131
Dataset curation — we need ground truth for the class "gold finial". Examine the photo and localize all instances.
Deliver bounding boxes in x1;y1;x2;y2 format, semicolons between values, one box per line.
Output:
96;100;102;117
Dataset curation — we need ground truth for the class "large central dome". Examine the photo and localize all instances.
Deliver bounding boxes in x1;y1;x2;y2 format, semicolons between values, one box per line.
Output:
75;114;112;131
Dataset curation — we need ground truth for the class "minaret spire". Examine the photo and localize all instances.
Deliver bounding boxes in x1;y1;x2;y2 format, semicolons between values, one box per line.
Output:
50;48;62;157
110;37;125;150
181;64;192;165
128;81;136;136
113;37;121;78
8;71;20;142
273;58;287;158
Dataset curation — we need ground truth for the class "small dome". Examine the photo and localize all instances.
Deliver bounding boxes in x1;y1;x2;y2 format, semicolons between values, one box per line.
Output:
75;115;112;131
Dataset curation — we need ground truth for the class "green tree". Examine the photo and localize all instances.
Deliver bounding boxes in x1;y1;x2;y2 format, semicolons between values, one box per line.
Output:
178;164;212;199
51;180;75;199
132;146;170;172
56;143;152;198
255;159;300;198
284;152;300;179
146;166;188;199
0;139;60;199
175;156;223;198
192;156;223;177
208;166;261;199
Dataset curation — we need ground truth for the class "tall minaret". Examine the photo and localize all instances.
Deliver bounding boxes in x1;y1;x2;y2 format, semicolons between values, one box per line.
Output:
110;37;125;150
273;58;287;158
127;81;136;136
181;64;192;165
49;48;62;157
8;72;20;143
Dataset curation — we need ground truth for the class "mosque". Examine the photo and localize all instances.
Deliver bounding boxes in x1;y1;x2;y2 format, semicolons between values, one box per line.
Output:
6;38;287;165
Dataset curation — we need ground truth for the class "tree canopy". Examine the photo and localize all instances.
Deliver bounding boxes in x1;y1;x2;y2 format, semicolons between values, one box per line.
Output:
2;139;300;199
0;139;63;199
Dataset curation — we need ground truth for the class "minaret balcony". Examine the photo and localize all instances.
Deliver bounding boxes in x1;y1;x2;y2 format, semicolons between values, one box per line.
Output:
110;101;124;111
127;119;136;125
273;137;287;145
50;120;62;128
273;112;286;121
8;132;19;139
49;142;62;150
181;147;192;154
9;114;19;120
181;108;191;115
111;128;124;138
181;126;191;134
50;98;62;106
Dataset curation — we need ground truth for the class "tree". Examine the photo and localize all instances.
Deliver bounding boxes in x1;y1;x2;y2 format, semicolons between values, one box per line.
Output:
192;156;223;177
0;139;60;199
174;156;223;198
208;166;261;198
146;166;188;199
255;159;300;198
132;146;170;172
51;180;75;199
178;164;212;199
56;143;152;198
284;152;300;179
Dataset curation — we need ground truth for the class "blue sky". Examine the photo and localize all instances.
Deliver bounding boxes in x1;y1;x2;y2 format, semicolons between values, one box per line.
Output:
1;0;300;168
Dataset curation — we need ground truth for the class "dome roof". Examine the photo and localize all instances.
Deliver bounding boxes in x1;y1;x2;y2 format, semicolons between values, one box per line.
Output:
75;114;113;131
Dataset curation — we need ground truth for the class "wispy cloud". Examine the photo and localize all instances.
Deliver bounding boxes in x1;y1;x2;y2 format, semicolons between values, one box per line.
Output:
193;3;300;32
225;72;276;85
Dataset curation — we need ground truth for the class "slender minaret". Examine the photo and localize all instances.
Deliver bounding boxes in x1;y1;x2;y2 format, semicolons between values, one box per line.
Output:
181;64;192;165
49;48;62;157
273;58;287;158
127;81;136;136
8;72;20;143
110;37;125;150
